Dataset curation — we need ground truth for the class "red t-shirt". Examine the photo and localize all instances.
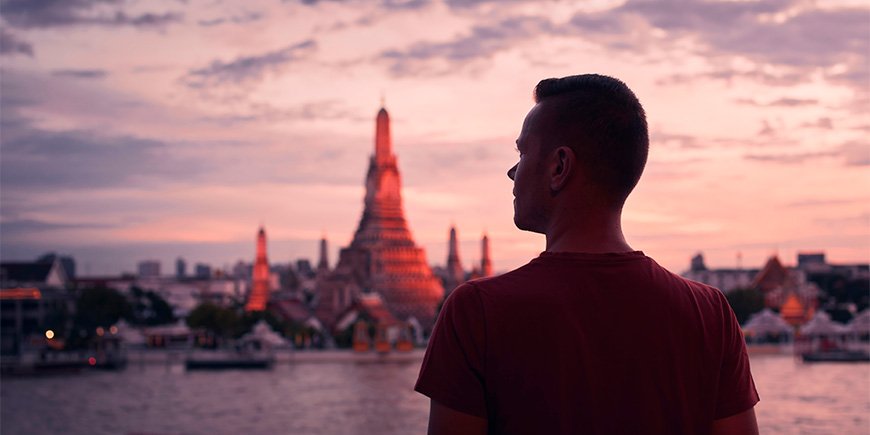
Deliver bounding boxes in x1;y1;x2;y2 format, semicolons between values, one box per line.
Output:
415;251;759;434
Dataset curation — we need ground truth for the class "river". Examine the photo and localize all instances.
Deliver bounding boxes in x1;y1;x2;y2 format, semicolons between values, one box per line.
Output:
1;352;868;434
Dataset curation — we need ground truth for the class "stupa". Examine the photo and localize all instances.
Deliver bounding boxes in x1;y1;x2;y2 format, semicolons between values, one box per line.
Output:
245;226;270;312
315;106;444;333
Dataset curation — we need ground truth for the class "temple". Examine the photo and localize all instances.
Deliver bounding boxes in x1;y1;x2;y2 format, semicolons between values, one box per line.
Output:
245;227;270;312
443;226;464;296
314;107;444;334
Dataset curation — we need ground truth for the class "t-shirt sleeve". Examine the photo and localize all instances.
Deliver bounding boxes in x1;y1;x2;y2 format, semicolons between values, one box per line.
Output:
714;292;760;419
414;282;487;418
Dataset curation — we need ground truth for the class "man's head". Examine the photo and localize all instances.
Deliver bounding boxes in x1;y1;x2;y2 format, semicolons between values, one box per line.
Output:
508;74;649;233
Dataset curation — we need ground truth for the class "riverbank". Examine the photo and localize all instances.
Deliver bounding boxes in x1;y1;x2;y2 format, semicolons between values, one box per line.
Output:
126;348;426;365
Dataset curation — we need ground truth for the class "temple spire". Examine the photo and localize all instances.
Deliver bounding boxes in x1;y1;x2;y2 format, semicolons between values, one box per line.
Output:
446;225;464;289
318;236;329;272
375;106;392;162
246;226;270;311
481;232;492;277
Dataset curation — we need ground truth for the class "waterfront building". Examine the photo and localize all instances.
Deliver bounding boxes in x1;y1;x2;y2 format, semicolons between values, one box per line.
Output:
36;252;76;279
137;260;161;278
195;263;212;279
245;227;271;312
682;253;757;293
0;259;73;355
176;257;187;279
314;106;444;335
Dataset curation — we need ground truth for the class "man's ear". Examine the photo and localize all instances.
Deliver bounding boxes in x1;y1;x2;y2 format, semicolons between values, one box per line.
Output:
550;146;574;192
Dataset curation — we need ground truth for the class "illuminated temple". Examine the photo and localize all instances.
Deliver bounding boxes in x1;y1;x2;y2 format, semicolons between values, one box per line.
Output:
314;107;444;334
245;227;270;312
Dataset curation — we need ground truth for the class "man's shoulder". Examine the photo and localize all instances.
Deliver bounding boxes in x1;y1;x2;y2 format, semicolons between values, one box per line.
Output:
462;260;541;293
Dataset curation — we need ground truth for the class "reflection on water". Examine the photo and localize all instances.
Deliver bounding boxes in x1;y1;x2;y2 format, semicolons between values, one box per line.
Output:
2;353;868;435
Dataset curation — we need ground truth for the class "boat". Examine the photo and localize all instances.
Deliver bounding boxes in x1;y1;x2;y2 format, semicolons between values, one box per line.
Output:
88;328;128;370
185;341;275;370
1;350;89;375
801;350;870;363
185;321;282;370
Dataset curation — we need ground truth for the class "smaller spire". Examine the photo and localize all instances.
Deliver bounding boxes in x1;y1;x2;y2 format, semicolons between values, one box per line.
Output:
481;232;492;277
318;236;329;272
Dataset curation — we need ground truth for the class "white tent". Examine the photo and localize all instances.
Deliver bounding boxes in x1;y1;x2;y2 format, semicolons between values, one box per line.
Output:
112;319;146;346
799;311;848;336
304;317;324;332
743;308;793;337
847;309;870;335
241;320;288;347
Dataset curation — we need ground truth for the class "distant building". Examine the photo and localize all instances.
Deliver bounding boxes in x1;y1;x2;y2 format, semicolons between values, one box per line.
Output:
232;261;251;280
176;257;187;279
1;259;73;356
296;259;315;279
682;253;757;293
37;252;76;279
138;260;161;278
194;263;212;279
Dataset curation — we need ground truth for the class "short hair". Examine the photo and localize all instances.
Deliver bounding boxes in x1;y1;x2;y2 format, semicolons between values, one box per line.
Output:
533;74;649;204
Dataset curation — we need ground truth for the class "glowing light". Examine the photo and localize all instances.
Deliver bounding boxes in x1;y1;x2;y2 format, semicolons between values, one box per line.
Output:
96;327;104;336
45;330;55;340
109;326;118;335
88;357;97;366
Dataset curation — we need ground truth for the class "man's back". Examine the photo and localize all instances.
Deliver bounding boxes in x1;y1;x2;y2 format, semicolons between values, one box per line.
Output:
415;251;758;434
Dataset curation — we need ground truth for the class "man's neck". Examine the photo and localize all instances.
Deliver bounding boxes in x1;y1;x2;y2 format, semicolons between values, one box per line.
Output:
544;208;633;254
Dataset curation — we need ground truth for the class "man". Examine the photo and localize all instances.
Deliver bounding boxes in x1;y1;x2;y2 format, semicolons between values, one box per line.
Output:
415;74;759;434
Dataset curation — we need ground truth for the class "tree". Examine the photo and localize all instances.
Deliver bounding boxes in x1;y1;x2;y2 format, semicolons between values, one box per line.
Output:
186;302;241;339
127;286;174;325
68;286;130;349
74;287;130;332
725;287;765;325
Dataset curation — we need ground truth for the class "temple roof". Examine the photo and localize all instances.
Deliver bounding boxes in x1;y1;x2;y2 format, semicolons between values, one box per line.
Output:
752;255;792;292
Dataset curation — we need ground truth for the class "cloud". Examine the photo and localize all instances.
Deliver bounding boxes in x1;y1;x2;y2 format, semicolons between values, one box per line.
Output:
839;140;869;166
182;39;317;88
571;0;868;91
786;198;857;208
197;11;263;27
203;100;367;125
0;0;183;29
742;141;867;166
378;15;553;76
735;97;818;107
743;152;833;164
650;132;704;150
0;126;208;190
0;219;114;232
295;0;429;10
656;69;807;87
51;69;108;79
799;117;833;130
0;28;33;56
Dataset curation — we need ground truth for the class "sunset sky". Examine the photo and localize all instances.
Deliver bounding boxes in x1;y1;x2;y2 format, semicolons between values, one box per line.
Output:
1;0;867;276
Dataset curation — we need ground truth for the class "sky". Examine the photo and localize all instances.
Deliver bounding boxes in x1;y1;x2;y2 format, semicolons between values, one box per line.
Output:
0;0;868;277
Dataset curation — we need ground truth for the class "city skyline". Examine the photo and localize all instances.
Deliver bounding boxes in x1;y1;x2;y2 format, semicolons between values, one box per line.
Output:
1;0;868;276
